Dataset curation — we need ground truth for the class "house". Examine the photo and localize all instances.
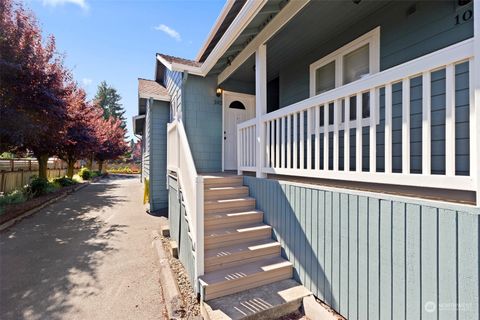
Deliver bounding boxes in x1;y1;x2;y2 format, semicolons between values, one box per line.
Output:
133;78;170;212
135;0;479;319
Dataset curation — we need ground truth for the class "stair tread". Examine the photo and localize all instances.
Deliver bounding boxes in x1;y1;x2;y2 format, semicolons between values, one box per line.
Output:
205;239;280;259
205;210;263;220
205;223;271;238
201;256;292;285
205;197;255;205
206;186;248;192
203;175;243;185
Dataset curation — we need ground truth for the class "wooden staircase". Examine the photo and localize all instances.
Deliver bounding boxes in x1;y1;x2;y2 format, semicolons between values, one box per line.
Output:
200;174;293;301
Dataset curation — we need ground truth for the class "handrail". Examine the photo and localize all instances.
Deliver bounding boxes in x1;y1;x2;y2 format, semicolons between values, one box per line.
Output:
262;38;473;122
166;119;204;291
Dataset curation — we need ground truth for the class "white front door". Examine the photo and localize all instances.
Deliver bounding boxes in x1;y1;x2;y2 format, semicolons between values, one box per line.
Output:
223;91;255;171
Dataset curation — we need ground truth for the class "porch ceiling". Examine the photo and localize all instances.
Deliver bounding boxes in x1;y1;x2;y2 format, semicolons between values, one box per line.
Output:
223;0;392;84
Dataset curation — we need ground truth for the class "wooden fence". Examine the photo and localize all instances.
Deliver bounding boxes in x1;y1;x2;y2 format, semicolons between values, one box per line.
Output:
0;158;79;194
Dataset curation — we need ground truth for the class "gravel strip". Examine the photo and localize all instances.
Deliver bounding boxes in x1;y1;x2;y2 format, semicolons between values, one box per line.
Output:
277;310;308;320
159;234;201;319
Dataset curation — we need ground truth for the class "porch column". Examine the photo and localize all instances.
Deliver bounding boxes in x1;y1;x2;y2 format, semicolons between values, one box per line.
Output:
255;44;267;178
474;1;480;207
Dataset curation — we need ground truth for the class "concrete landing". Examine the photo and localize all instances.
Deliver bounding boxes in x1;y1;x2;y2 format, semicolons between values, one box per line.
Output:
201;278;311;320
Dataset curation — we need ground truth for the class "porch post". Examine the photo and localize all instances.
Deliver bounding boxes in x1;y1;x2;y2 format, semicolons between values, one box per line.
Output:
474;2;480;207
255;44;267;178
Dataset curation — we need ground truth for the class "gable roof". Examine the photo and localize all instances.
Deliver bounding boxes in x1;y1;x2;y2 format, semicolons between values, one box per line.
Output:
138;78;170;102
157;53;202;69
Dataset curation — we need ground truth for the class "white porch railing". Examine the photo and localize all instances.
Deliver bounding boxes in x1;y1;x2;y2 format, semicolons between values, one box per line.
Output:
237;120;257;171
238;38;477;192
167;119;204;290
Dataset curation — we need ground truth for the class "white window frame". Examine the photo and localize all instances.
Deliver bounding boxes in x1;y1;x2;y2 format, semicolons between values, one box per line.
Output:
309;27;381;97
309;27;381;130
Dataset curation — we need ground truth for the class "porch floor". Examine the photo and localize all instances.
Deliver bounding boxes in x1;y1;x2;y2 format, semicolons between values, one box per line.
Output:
205;172;475;206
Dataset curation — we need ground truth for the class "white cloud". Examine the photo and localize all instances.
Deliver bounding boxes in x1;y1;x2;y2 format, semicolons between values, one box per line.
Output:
42;0;88;10
82;78;92;86
154;24;181;42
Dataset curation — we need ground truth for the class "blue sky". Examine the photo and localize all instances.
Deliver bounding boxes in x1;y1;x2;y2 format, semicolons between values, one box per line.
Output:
27;0;225;141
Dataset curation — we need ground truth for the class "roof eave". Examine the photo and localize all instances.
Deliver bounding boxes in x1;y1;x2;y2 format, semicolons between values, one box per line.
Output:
138;93;171;102
156;54;204;76
156;0;267;78
195;0;236;61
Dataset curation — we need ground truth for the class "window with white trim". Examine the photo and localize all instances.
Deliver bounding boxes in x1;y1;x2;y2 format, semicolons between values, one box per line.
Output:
309;27;381;129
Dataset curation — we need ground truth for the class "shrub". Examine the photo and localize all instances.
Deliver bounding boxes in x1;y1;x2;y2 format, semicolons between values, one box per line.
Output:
0;190;26;207
53;177;77;187
90;171;102;178
25;177;50;198
78;167;91;180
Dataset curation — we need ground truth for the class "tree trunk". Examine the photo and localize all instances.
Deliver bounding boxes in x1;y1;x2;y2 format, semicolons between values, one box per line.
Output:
86;154;93;170
67;159;75;178
37;154;49;180
98;160;104;173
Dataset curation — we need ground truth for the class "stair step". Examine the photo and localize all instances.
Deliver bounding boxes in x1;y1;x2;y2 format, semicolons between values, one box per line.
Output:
205;210;263;230
200;256;293;301
204;224;272;249
205;186;249;200
203;175;243;188
201;279;312;320
205;239;281;272
204;197;255;213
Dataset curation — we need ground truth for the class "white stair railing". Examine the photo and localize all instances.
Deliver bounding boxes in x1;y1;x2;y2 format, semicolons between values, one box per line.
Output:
167;119;204;291
238;38;477;193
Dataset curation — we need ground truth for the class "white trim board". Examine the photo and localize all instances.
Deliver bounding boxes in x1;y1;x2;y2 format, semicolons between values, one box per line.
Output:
195;0;236;61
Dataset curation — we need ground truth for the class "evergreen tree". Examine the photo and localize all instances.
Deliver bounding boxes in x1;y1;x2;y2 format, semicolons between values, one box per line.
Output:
94;81;126;129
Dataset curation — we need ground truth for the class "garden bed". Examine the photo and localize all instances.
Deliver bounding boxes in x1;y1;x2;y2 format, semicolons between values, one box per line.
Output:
0;183;84;226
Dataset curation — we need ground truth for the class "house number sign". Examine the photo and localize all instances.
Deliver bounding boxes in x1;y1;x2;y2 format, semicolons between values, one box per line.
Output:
455;8;472;25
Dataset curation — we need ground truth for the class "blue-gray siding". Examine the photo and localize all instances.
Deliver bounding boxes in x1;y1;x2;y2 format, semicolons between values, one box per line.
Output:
168;177;196;284
243;176;479;320
183;75;223;172
165;69;183;121
146;100;169;210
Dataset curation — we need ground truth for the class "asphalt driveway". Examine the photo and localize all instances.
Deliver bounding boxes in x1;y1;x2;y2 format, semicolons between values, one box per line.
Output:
0;175;167;320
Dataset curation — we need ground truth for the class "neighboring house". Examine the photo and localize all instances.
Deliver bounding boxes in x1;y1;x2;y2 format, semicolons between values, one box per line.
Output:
135;1;479;319
133;78;170;212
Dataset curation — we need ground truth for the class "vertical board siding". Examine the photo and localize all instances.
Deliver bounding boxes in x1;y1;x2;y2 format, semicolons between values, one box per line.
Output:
168;177;196;284
243;176;479;320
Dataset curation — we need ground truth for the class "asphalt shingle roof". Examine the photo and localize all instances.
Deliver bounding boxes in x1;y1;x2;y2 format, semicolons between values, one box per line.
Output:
138;78;170;101
157;53;202;68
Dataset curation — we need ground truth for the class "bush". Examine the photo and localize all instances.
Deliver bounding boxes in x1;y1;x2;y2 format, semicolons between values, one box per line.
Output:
78;167;91;180
0;190;26;207
25;177;50;198
90;171;102;178
53;177;77;187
